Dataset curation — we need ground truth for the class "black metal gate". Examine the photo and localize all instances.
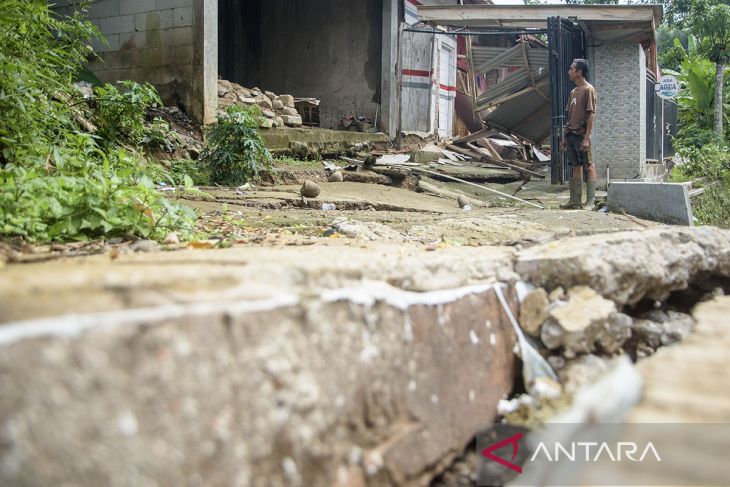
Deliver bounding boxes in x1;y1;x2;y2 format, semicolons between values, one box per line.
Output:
646;74;664;161
548;17;585;184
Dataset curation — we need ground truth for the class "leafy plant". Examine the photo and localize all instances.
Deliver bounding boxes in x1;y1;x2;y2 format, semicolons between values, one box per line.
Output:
142;117;179;152
0;136;196;241
93;81;162;146
670;134;730;227
687;0;730;139
147;158;211;187
0;0;98;163
664;36;724;131
0;0;197;243
201;105;272;185
657;26;689;72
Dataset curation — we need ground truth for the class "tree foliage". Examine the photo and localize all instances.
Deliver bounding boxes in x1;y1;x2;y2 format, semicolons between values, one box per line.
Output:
688;1;730;64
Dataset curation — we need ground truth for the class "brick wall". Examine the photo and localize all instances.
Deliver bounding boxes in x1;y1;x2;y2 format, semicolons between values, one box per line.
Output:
53;0;203;119
592;41;646;181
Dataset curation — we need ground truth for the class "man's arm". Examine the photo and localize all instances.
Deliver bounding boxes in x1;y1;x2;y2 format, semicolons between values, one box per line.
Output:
561;90;575;150
581;112;595;151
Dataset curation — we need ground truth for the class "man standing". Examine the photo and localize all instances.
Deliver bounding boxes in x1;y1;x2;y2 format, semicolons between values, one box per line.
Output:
560;59;597;209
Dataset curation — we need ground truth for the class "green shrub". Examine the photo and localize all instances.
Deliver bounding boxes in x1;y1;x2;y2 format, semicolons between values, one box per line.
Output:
201;105;272;185
147;158;211;187
675;125;723;151
672;141;729;181
669;137;730;227
142;117;177;152
0;0;98;162
692;178;730;228
0;0;197;243
0;134;196;241
93;81;162;146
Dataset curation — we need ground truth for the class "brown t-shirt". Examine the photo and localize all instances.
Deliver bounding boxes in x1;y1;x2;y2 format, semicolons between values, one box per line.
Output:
565;83;597;136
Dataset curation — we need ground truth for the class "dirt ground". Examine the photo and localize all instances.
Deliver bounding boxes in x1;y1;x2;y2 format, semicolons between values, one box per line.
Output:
171;161;656;249
0;160;656;267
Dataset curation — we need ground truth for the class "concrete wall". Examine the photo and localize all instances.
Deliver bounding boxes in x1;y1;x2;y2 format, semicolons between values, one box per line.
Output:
592;41;646;181
218;0;383;130
53;0;217;123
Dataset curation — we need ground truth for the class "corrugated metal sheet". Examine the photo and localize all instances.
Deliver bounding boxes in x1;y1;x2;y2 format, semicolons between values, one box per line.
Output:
476;68;547;108
481;79;551;143
469;39;552;144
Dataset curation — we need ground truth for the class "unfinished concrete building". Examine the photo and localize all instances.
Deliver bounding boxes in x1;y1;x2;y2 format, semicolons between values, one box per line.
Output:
53;1;674;183
52;1;490;136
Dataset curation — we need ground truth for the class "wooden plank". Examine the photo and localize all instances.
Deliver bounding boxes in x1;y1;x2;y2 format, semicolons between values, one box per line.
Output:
437;158;463;166
417;5;658;25
445;144;485;160
465;143;545;179
473;139;503;162
453;128;496;145
412;167;544;209
440;150;461;162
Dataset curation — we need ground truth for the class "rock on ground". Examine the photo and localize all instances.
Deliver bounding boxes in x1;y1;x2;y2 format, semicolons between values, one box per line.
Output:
518;288;549;337
540;286;632;358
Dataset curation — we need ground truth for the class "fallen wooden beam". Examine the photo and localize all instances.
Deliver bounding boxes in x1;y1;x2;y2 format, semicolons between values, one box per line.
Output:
474;139;503;161
453;128;495;146
466;143;545;179
341;156;365;165
412;167;544;209
445;144;485;160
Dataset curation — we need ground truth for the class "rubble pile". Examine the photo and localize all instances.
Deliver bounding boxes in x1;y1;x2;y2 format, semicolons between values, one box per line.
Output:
499;282;697;424
217;79;304;129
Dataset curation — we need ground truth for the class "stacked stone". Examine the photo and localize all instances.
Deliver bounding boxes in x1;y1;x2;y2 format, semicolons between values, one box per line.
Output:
217;79;303;128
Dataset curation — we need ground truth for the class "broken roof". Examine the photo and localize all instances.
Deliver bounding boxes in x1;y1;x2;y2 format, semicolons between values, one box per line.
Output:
419;4;662;42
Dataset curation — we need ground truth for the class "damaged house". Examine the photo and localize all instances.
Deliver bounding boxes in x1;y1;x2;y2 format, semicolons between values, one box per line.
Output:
52;1;675;184
51;0;482;134
416;4;677;183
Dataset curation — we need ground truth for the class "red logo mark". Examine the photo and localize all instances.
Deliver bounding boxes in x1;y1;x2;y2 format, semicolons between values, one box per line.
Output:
481;432;523;474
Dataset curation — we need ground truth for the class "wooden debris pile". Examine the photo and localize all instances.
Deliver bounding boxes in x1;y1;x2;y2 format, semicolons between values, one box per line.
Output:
443;128;549;181
344;128;549;183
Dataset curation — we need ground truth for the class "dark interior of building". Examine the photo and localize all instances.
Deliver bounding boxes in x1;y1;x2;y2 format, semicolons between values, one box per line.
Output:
218;0;384;129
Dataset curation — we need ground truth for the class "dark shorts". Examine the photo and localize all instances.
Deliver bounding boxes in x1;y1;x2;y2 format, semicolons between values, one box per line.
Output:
565;132;592;168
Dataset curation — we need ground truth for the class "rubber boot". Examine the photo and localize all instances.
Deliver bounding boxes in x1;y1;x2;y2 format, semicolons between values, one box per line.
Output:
560;179;583;209
584;180;596;209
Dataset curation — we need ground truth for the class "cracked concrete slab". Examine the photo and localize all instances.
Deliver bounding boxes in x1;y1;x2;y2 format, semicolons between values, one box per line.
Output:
515;227;730;306
0;243;520;486
2;226;730;486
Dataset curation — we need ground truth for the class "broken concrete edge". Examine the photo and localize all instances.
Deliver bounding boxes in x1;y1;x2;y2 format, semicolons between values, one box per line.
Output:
0;281;503;346
0;278;519;486
516;296;730;483
259;127;390;157
515;226;730;307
